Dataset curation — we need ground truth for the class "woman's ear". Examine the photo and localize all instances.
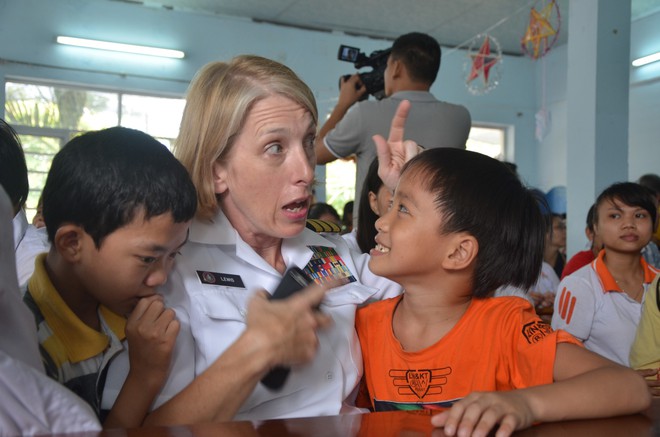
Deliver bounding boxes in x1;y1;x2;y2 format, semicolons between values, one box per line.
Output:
53;224;86;263
212;161;229;194
442;233;478;271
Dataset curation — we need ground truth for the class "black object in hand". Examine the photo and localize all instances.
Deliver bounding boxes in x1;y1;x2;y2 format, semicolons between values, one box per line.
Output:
261;267;312;390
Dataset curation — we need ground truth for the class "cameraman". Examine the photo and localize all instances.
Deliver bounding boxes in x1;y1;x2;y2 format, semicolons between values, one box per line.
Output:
315;32;471;226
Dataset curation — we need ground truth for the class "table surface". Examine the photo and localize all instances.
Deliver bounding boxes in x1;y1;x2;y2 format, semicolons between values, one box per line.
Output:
55;397;660;437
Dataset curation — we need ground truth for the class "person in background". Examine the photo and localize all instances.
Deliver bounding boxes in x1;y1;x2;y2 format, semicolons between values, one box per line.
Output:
636;174;660;268
342;200;354;234
552;182;659;369
0;118;49;289
544;186;567;277
0;187;101;435
32;193;45;228
629;274;660;396
343;157;392;254
561;204;603;279
308;202;342;228
356;147;649;436
638;173;660;246
544;213;566;278
502;161;518;178
316;32;471;228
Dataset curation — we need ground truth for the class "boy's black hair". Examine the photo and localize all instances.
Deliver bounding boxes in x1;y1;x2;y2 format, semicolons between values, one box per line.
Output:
402;148;545;297
390;32;441;85
356;157;384;253
42;126;197;247
0;119;29;212
593;182;657;226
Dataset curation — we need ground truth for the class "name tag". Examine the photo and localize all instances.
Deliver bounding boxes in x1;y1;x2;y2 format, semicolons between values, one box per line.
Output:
196;271;246;288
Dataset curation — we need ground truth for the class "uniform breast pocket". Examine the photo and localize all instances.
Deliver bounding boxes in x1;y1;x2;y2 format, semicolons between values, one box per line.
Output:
195;288;251;322
189;288;253;370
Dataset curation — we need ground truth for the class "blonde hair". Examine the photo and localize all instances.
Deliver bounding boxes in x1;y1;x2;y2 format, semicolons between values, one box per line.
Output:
174;55;318;220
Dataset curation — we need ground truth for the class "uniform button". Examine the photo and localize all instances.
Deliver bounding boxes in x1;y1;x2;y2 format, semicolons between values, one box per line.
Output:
326;371;333;381
239;309;247;318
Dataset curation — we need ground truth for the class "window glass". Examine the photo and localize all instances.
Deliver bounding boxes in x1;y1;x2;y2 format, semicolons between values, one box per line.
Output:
121;94;185;140
466;126;505;160
5;81;118;130
322;125;508;212
4;80;185;222
19;134;64;219
325;159;356;220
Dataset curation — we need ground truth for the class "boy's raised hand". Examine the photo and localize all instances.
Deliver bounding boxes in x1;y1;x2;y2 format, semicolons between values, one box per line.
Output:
431;391;535;437
373;99;420;192
125;295;180;388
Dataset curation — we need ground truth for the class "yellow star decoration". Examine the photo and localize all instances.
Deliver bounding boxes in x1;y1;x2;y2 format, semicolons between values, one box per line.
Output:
522;1;558;59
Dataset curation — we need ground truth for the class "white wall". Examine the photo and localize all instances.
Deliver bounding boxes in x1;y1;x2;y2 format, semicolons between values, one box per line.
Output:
629;10;660;181
533;11;660;192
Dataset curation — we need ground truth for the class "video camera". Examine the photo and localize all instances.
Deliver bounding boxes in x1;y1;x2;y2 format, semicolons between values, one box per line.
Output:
337;45;391;100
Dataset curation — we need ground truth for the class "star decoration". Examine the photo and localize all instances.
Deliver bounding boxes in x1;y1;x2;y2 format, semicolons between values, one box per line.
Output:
522;1;559;59
468;36;499;85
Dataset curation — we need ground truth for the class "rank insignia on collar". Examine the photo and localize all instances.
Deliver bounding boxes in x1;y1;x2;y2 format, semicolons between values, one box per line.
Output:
306;219;342;234
196;271;246;288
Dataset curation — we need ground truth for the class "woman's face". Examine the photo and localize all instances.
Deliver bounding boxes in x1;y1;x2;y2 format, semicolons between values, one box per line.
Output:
213;95;316;244
594;198;653;254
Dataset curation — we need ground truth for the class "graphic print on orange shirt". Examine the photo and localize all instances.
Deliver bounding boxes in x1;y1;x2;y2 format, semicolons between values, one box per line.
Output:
389;367;452;398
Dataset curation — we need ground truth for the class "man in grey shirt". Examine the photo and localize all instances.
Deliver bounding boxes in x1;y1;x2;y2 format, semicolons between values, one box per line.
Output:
315;32;471;227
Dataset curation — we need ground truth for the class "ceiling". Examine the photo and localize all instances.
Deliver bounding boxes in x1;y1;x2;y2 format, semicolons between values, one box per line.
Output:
110;0;660;56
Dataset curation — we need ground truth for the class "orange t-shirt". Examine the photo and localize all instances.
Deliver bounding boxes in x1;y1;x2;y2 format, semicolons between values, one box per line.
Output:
355;295;581;412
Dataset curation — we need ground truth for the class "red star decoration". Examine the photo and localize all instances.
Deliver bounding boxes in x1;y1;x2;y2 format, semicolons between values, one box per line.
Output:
468;37;499;85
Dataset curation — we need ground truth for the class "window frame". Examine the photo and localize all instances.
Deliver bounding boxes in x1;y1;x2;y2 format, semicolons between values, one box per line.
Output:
4;78;186;221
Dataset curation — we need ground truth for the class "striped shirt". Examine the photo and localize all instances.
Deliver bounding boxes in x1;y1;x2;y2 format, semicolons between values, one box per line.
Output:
22;254;126;418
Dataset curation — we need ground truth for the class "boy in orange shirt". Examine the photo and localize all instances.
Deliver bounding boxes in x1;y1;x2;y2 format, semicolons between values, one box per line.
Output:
357;146;650;437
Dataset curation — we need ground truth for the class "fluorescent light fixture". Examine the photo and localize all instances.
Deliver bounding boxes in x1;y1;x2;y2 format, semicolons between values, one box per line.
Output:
632;51;660;67
56;36;184;59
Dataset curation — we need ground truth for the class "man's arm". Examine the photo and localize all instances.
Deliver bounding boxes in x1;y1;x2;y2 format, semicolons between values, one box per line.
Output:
315;74;366;165
143;285;331;426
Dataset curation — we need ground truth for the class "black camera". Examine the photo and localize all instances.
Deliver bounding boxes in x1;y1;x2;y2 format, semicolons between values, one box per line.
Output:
337;44;391;100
